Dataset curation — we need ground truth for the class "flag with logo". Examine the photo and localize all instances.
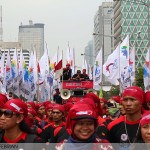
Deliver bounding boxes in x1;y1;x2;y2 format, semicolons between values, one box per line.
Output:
0;52;5;80
103;44;120;85
120;35;130;90
93;48;102;90
11;48;18;79
144;48;150;91
5;50;13;91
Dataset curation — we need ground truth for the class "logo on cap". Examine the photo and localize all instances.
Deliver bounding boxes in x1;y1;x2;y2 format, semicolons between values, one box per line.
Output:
10;103;21;111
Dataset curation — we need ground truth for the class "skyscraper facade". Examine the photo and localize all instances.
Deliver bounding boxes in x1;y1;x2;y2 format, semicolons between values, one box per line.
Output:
18;20;44;60
93;2;114;63
84;40;94;67
114;0;149;67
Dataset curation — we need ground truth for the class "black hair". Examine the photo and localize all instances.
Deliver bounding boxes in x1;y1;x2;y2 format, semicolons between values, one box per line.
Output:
19;120;32;134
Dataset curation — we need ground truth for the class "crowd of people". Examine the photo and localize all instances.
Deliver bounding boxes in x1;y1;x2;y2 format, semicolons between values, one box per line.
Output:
0;85;150;150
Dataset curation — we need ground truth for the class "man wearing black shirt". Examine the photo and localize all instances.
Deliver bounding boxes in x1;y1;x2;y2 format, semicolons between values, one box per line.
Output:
53;88;62;104
72;70;84;81
107;86;144;149
61;63;72;80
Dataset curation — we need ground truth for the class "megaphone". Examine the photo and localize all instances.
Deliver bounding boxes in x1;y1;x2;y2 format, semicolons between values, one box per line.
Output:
61;89;71;100
87;89;97;94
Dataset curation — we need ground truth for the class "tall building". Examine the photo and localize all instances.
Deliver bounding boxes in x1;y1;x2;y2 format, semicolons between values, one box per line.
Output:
93;2;114;63
114;0;150;67
0;41;30;66
18;20;44;60
84;40;94;67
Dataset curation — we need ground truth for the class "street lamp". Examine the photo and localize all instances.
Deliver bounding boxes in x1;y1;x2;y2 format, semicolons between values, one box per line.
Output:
81;53;95;58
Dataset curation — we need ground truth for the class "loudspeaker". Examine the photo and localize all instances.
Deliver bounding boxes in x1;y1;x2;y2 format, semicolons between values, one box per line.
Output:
61;89;71;100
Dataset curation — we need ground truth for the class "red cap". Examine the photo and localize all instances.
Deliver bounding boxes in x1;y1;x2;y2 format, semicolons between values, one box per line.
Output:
70;103;97;120
3;99;27;117
100;98;107;104
66;102;97;133
84;93;100;103
145;91;150;103
36;102;44;110
43;100;51;107
111;96;121;103
0;101;4;108
66;63;70;67
122;86;144;104
0;93;8;104
28;108;37;116
140;111;150;126
46;104;54;110
84;93;102;116
52;104;65;113
63;102;73;112
27;101;36;110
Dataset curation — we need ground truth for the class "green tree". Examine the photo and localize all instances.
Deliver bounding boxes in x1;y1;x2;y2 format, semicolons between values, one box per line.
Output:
135;67;144;90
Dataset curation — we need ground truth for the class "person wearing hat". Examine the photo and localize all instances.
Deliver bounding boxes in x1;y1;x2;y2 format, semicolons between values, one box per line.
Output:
61;63;72;81
82;69;89;80
35;102;47;129
138;111;150;143
41;104;66;143
72;70;85;81
107;86;144;147
55;102;111;150
144;91;150;110
0;99;42;143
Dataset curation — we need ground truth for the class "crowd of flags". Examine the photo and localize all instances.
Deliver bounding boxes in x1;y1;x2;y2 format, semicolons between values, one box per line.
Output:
0;35;149;102
94;35;149;92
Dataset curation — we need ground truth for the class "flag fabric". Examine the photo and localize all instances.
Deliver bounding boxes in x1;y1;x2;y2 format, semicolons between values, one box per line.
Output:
99;88;103;98
0;52;5;93
119;35;130;90
11;48;18;79
144;49;150;91
93;48;103;90
103;45;120;85
66;46;71;65
129;46;135;85
39;49;50;79
54;48;63;80
70;48;75;75
50;52;57;71
0;52;5;79
28;51;36;101
4;50;13;91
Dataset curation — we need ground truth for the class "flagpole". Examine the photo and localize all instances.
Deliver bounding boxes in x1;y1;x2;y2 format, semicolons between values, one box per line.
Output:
36;52;39;102
118;42;122;95
16;48;20;97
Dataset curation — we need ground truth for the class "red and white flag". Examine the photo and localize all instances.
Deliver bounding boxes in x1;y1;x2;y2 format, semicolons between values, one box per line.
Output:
54;48;63;80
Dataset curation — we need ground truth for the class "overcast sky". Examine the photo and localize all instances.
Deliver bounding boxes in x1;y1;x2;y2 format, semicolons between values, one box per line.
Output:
0;0;111;67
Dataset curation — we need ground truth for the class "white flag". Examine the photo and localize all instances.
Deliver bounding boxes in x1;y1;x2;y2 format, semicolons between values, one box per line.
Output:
0;52;5;79
93;48;102;90
129;46;135;85
103;45;120;85
120;35;130;89
144;48;150;91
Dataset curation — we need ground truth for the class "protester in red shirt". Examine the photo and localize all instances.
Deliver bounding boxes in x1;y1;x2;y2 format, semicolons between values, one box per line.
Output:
55;101;112;150
0;99;42;143
35;102;47;129
108;86;144;148
41;104;66;143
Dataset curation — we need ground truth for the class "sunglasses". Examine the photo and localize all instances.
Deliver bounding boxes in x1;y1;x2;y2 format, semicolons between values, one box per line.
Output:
0;110;17;118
